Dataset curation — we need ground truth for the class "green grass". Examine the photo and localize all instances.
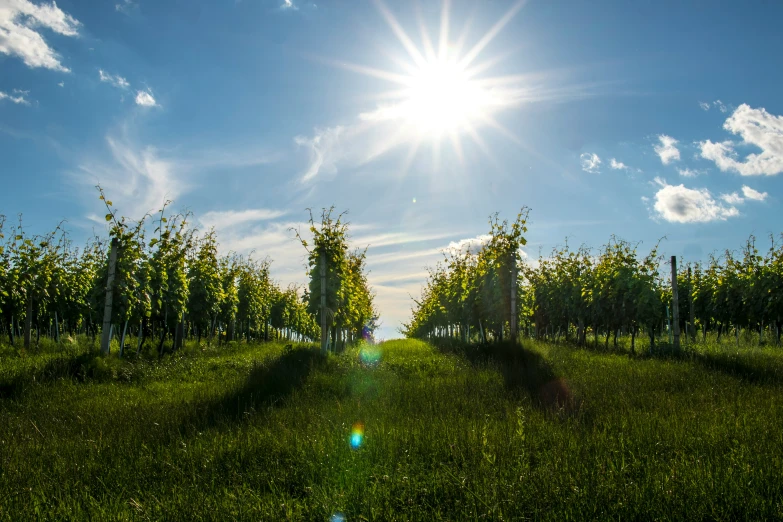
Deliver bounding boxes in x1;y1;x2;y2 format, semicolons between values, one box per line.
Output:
1;336;783;520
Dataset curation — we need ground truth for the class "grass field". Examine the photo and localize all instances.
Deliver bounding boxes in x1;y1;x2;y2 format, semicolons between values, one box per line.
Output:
1;336;783;520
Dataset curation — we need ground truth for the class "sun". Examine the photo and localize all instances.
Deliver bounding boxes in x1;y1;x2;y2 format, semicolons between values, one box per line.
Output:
327;0;572;171
399;57;487;136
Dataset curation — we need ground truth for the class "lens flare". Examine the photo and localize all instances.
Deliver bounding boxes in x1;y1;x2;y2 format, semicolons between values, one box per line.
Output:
350;422;365;450
358;344;381;368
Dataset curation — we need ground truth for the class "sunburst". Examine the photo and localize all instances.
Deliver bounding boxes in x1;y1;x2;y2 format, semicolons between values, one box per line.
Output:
316;0;588;177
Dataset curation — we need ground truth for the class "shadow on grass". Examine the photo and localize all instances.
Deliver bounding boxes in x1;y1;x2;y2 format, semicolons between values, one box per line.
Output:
0;349;105;400
644;346;783;385
432;339;573;411
183;346;326;430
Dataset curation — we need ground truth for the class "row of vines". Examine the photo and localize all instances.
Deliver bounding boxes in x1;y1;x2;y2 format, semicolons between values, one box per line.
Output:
0;191;376;355
404;208;783;351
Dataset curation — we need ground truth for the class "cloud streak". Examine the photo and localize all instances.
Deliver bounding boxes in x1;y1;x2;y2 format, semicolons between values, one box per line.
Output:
99;69;130;89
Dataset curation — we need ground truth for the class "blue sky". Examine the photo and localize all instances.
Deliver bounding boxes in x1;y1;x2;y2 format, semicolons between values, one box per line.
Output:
2;0;782;339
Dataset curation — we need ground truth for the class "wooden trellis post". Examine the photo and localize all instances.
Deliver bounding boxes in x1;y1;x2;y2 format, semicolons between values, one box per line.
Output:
320;251;328;355
671;256;680;351
101;237;119;354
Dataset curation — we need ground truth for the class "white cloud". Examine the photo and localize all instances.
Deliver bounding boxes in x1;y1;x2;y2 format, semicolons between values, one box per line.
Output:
294;126;344;182
445;234;492;255
714;100;728;113
115;0;136;14
77;135;183;220
57;81;64;87
651;177;739;223
699;104;783;176
654;135;680;165
99;69;129;89
677;167;705;177
609;158;627;170
0;90;30;105
741;185;768;201
0;0;80;72
199;209;287;230
580;152;601;173
135;90;157;107
720;192;743;205
280;0;298;10
699;102;711;111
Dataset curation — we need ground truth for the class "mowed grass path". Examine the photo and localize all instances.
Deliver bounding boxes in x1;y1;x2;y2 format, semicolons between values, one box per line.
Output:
1;338;783;520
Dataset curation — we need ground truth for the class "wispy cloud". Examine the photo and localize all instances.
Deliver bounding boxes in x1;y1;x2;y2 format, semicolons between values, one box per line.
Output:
0;0;80;72
99;69;130;89
700;104;783;176
199;209;287;230
280;0;298;10
699;100;730;113
135;90;157;107
0;90;30;105
609;157;640;173
115;0;137;15
650;177;738;223
77;135;182;221
654;134;680;165
677;167;705;177
580;152;601;173
720;192;744;205
57;81;64;87
294;126;344;182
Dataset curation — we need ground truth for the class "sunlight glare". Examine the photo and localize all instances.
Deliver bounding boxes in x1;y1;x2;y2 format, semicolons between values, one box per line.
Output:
401;58;486;136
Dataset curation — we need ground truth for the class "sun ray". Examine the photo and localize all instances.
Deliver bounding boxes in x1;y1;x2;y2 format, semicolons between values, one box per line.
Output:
400;138;423;179
415;3;437;62
374;0;429;69
449;130;465;165
324;59;413;86
451;9;475;59
437;0;450;61
459;0;527;69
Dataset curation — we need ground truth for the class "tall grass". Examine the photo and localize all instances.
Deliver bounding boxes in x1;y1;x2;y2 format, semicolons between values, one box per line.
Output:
1;337;782;520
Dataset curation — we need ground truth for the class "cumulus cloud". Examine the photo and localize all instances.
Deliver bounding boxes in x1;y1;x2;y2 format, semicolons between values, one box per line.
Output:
742;185;768;201
580;152;601;173
0;90;30;105
0;0;80;72
699;104;783;176
135;90;157;107
609;158;640;172
654;135;680;165
677;167;705;177
651;177;738;223
280;0;298;9
445;234;492;255
99;69;129;89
